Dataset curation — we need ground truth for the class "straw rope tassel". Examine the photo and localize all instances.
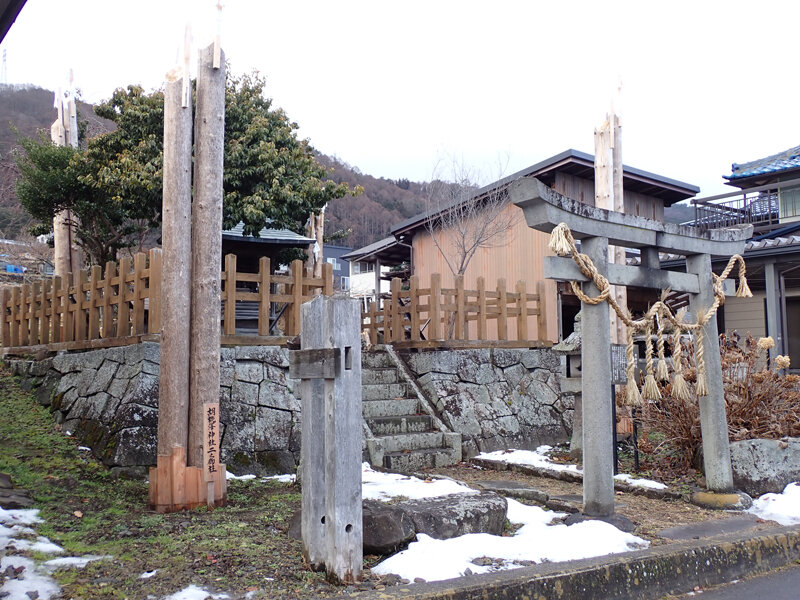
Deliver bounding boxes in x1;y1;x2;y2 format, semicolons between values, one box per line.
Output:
736;256;752;298
625;326;643;407
656;312;670;382
671;328;690;402
643;324;662;400
695;323;708;397
548;223;573;257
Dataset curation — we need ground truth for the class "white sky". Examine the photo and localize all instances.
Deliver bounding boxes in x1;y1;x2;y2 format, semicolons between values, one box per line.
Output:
2;0;799;196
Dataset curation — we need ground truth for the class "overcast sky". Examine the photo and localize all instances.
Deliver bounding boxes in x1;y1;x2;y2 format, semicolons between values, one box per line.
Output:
2;0;799;196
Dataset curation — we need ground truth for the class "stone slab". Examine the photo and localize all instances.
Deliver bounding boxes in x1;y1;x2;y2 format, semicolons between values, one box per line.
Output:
657;515;764;541
471;479;549;503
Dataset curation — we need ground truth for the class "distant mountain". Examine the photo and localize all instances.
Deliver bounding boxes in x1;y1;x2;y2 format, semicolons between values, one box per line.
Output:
0;84;115;239
664;202;696;226
315;154;427;250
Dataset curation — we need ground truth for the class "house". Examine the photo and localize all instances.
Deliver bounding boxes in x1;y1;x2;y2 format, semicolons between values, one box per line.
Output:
691;145;800;366
341;236;410;310
381;149;699;341
221;222;314;272
323;243;353;291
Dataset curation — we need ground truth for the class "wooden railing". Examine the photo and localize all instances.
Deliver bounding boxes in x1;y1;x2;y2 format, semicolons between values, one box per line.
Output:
362;273;548;347
0;251;333;352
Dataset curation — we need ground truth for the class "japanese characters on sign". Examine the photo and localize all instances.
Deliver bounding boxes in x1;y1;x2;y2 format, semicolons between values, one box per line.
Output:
203;402;220;481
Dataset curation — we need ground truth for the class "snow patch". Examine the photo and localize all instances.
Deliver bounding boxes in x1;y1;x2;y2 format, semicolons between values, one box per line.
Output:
747;482;800;526
362;463;475;501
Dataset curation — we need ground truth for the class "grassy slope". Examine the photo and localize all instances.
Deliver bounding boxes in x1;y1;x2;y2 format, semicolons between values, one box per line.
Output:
0;367;339;599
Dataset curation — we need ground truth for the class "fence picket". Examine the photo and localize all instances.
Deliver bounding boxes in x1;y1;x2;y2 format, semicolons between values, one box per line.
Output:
148;249;162;334
516;280;528;341
224;254;237;335
132;253;147;335
497;279;508;340
536;281;547;341
258;257;271;336
88;265;101;340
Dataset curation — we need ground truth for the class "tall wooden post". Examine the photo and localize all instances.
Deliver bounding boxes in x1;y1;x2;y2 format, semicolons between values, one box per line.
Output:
51;80;82;279
293;295;363;583
189;43;227;505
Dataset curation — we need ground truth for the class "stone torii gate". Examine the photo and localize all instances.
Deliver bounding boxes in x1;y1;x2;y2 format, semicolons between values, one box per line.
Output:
510;178;753;519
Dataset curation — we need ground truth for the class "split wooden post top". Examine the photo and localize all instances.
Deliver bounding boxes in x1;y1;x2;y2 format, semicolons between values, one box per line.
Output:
295;295;363;584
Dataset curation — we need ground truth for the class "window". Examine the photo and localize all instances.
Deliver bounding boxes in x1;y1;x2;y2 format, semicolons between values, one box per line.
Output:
779;185;800;222
353;261;375;274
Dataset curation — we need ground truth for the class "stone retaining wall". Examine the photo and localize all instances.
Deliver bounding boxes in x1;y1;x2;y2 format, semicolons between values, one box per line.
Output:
10;343;300;477
402;348;570;457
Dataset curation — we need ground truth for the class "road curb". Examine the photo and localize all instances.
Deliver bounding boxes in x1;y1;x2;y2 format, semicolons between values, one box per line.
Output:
342;525;800;600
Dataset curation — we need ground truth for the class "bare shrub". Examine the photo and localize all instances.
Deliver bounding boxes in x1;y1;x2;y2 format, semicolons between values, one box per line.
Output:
636;332;800;472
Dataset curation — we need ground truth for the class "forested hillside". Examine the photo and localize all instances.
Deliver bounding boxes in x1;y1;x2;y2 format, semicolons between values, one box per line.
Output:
0;84;426;249
0;84;114;239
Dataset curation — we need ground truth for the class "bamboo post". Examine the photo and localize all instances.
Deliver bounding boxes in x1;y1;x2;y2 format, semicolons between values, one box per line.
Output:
455;275;466;340
391;277;402;342
477;277;487;340
88;265;101;340
117;257;131;338
258;257;271;336
429;273;442;340
516;280;528;341
148;248;163;335
224;254;237;335
497;278;508;340
536;280;547;341
409;275;420;341
188;42;227;507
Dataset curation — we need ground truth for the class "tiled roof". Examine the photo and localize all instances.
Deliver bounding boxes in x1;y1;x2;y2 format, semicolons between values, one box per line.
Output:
222;222;314;244
726;145;800;180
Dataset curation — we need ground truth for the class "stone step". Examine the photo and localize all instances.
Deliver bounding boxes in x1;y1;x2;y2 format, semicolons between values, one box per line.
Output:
361;351;395;369
367;415;433;435
379;431;443;453
362;398;420;418
361;368;399;385
362;382;411;401
383;447;459;472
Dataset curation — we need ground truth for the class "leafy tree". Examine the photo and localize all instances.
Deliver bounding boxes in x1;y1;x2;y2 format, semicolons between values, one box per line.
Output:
15;72;356;265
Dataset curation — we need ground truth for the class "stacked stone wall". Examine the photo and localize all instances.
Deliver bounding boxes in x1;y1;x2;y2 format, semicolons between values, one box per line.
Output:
402;348;571;457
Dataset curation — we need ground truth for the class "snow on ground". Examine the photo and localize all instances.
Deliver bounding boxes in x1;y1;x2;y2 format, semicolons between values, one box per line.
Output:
225;472;256;481
747;482;800;526
162;584;229;600
0;507;111;600
362;463;475;500
263;474;296;483
477;446;667;490
372;498;648;582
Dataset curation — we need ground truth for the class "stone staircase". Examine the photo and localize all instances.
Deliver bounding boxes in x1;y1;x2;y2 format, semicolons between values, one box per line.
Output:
362;346;461;472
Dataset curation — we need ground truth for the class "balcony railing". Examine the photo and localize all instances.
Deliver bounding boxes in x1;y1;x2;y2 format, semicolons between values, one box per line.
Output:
691;176;800;234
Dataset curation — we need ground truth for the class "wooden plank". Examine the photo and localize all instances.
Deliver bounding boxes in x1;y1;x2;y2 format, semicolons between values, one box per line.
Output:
148;248;163;334
28;281;41;346
88;265;101;340
382;292;390;342
391;277;402;343
323;262;333;296
220;334;291;347
291;259;303;336
289;348;341;379
258;257;271;336
117;257;131;337
132;253;147;335
54;276;65;343
368;301;378;346
409;275;420;341
74;271;87;341
516;280;528;341
1;333;163;357
497;278;508;340
429;273;442;340
1;287;10;347
393;339;553;350
203;402;221;483
100;262;113;338
455;275;466;340
224;254;237;335
536;281;547;341
19;284;30;346
9;287;20;348
477;277;487;340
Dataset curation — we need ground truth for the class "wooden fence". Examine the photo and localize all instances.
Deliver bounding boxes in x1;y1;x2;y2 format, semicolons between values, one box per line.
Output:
0;251;333;352
362;273;548;347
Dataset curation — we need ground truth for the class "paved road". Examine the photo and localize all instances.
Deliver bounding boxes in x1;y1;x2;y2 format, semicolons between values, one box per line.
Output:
674;565;800;599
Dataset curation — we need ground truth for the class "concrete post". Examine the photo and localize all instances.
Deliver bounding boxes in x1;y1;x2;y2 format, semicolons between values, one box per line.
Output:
580;236;615;517
189;44;226;501
686;253;734;493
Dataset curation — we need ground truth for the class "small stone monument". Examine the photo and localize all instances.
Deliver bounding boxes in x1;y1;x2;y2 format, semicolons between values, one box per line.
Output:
552;312;583;460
